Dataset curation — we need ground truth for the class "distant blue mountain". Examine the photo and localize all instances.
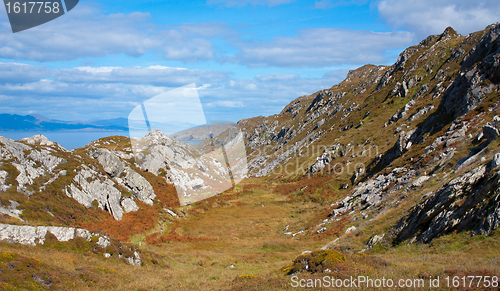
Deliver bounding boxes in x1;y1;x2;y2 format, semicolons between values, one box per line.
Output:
0;114;128;131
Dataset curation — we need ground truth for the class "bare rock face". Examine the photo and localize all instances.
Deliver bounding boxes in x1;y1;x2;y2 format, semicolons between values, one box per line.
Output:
121;198;139;213
483;124;499;141
0;136;66;194
89;147;155;205
0;170;10;193
440;24;500;118
492;153;500;168
380;129;417;166
20;134;56;147
131;130;246;205
65;166;124;220
119;169;155;205
90;148;125;178
394;165;500;243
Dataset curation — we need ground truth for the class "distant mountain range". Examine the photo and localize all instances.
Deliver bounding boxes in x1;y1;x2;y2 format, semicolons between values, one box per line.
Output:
0;114;129;132
168;123;235;141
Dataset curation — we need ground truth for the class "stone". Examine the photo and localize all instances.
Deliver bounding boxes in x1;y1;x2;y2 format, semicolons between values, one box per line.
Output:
0;223;142;266
64;167;124;220
21;134;54;147
121;198;139;213
121;169;155;205
90;148;125;178
393;165;500;243
492;153;500;168
0;200;23;220
345;226;357;234
483;124;499;141
411;176;430;188
367;234;384;248
36;226;75;244
440;24;500;118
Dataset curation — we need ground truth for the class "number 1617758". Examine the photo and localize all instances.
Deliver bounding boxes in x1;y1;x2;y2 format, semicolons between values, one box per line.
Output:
5;2;60;14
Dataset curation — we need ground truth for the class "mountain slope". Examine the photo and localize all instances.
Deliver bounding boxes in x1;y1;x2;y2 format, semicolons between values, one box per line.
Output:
0;24;499;290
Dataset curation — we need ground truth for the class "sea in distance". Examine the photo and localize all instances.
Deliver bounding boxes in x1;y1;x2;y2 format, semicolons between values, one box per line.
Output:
0;131;203;150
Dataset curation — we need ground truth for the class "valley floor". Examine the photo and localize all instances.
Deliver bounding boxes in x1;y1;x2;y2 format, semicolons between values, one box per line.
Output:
1;177;500;290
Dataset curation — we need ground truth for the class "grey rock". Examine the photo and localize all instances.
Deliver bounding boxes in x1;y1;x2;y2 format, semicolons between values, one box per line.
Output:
0;224;38;246
492;153;500;168
394;165;500;243
126;251;142;266
0;200;23;221
483;124;499;141
411;176;430;188
21;134;55;147
345;226;357;234
367;234;385;248
408;105;434;122
0;223;142;266
90;148;125;178
120;169;155;205
441;24;500;118
121;198;139;213
36;226;76;244
0;136;66;193
89;147;156;206
380;129;416;166
494;116;500;128
64;167;124;220
388;101;415;124
0;170;10;193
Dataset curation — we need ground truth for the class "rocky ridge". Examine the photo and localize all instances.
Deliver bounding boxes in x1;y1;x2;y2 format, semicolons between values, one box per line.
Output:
225;24;500;247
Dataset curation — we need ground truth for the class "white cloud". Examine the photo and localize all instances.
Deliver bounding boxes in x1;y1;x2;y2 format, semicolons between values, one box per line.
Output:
0;5;235;62
0;62;348;121
0;63;230;88
233;28;414;67
206;101;245;108
378;0;500;38
207;0;294;7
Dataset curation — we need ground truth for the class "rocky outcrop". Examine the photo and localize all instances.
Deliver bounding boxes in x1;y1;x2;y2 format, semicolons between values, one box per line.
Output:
0;201;23;221
132;130;245;205
380;129;417;166
394;165;500;243
440;24;500;118
483;116;500;142
0;170;10;193
20;134;57;148
492;153;500;168
0;223;107;247
0;223;142;266
90;148;155;205
65;166;125;220
388;100;415;125
0;136;66;194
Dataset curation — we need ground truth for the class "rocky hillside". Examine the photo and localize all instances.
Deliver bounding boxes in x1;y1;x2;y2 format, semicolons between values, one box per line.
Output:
213;23;500;245
169;123;235;141
0;23;499;290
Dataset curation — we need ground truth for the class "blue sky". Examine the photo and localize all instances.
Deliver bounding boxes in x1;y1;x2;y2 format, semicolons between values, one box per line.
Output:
0;0;499;124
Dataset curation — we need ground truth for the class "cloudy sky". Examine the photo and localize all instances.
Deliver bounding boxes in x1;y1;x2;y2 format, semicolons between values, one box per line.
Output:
0;0;498;123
